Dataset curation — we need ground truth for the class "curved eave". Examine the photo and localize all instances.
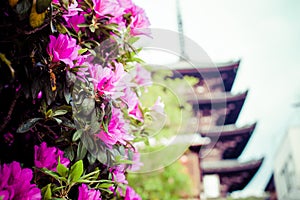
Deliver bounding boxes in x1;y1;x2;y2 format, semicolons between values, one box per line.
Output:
191;91;248;125
189;91;248;105
202;158;264;192
202;158;263;174
171;60;241;92
190;123;256;156
172;60;240;73
264;174;276;192
200;123;256;137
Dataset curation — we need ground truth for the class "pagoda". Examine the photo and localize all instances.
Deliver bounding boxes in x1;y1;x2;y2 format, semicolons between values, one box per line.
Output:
172;60;263;198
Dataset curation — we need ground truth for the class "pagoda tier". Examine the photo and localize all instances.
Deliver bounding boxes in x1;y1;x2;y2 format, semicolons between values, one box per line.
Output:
189;123;256;160
202;158;264;193
189;91;248;126
265;174;277;200
171;60;240;92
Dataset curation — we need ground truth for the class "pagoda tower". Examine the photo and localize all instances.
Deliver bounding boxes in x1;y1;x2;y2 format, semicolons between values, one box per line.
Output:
172;60;263;198
171;1;263;198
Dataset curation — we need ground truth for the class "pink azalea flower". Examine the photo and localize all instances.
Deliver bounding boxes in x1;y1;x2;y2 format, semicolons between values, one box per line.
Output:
67;15;85;33
52;0;59;4
111;166;127;184
0;161;41;200
124;186;141;200
122;88;143;121
37;91;42;99
150;96;165;116
92;0;124;19
129;5;150;35
78;184;101;200
118;1;150;35
88;62;126;99
47;34;81;68
117;0;133;9
97;107;132;146
127;150;143;172
62;0;82;22
135;64;152;87
34;142;70;171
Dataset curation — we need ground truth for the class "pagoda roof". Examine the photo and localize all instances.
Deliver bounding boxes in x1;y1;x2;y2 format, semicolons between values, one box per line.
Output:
190;91;248;125
188;91;248;105
199;123;256;137
171;60;240;92
264;174;276;192
203;123;256;159
189;123;256;159
202;158;264;193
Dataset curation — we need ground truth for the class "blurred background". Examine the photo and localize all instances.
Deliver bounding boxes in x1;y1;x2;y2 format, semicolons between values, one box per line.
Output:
130;0;300;199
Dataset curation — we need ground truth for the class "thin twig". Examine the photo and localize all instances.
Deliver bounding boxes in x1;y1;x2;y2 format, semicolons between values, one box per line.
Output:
23;22;50;35
0;91;20;133
36;122;57;136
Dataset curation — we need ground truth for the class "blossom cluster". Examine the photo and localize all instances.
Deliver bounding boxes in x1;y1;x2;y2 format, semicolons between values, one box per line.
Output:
0;0;155;199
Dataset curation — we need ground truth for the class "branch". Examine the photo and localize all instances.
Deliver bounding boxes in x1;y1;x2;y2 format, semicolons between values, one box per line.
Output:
36;122;57;136
0;91;20;133
23;22;50;35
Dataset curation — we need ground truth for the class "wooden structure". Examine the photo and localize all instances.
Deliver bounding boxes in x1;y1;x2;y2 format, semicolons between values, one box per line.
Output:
172;60;263;198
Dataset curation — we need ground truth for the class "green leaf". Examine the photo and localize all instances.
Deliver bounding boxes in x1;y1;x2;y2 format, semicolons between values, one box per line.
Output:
53;117;62;124
64;85;71;103
15;0;31;17
53;110;68;117
80;168;100;180
89;24;96;32
76;141;87;160
69;160;83;183
77;24;90;28
38;168;66;181
128;37;139;45
57;158;69;177
72;129;82;142
46;109;53;118
61;117;76;129
65;146;75;161
17;118;42;133
98;183;113;189
116;159;133;165
128;148;134;161
0;53;15;78
78;48;88;55
41;184;52;200
87;153;96;165
36;0;51;13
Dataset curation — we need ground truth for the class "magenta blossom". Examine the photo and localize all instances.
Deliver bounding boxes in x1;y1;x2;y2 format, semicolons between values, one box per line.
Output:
34;142;70;171
93;0;124;19
67;15;85;33
97;107;132;147
62;0;82;22
37;91;42;99
118;0;150;35
52;0;59;4
124;186;141;200
88;62;127;99
127;150;143;172
0;161;41;200
78;184;101;200
111;166;127;184
122;88;143;121
135;64;152;87
150;96;165;116
47;34;81;68
117;0;132;8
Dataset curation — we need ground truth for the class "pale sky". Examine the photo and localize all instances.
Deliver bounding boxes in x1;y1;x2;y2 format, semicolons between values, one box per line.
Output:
135;0;300;197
